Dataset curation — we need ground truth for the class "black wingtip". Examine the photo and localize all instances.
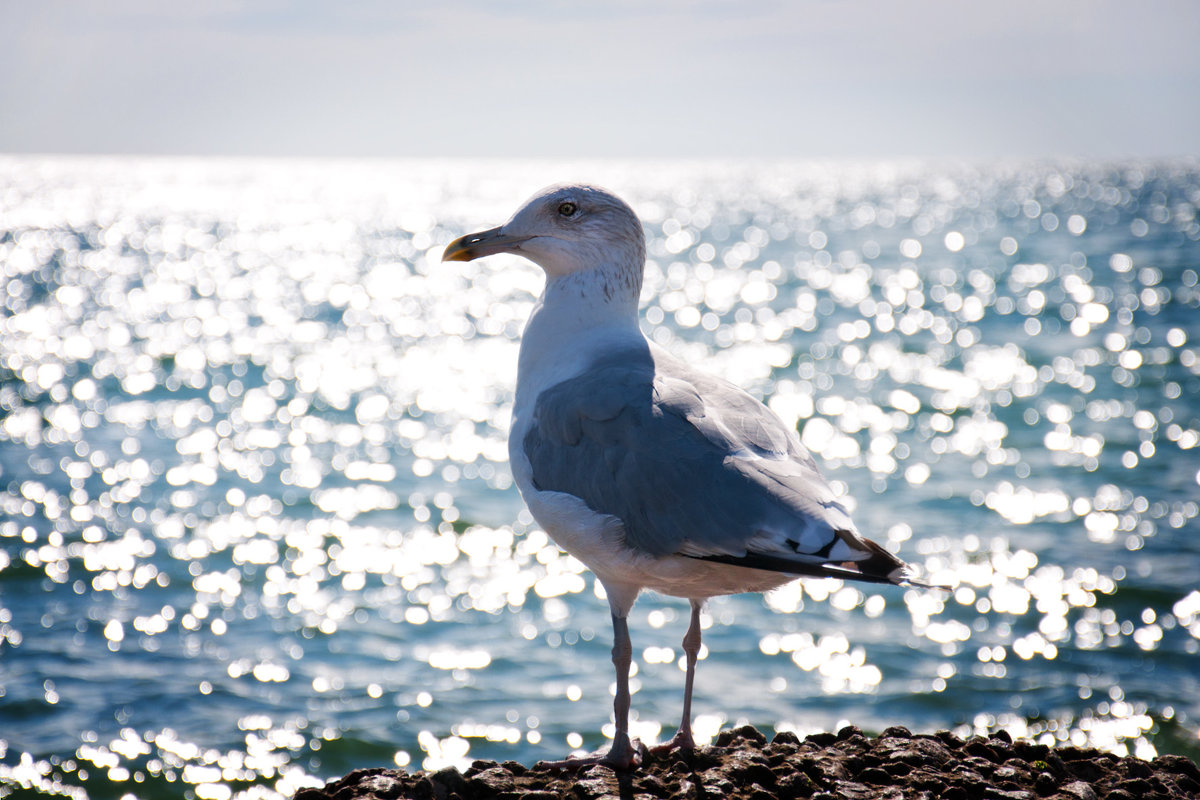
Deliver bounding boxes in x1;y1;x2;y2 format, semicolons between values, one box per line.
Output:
898;573;954;592
683;530;952;591
687;552;907;586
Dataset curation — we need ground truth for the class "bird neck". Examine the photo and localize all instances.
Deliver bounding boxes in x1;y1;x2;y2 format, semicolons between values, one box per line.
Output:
547;260;643;316
515;267;645;404
541;263;642;328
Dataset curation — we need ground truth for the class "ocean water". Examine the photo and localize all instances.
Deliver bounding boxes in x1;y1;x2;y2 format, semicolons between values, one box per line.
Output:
1;156;1198;799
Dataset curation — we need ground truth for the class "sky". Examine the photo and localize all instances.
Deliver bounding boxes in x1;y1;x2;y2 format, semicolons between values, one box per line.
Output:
2;0;1198;159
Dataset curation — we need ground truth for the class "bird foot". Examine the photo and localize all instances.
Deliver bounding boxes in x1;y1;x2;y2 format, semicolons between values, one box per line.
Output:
650;728;695;756
534;739;644;772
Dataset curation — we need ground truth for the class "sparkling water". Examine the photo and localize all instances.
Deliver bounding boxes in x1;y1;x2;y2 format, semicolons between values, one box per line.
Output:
1;157;1198;799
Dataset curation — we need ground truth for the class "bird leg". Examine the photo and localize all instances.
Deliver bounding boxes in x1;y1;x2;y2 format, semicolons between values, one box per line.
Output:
608;612;638;765
536;612;641;771
653;599;702;754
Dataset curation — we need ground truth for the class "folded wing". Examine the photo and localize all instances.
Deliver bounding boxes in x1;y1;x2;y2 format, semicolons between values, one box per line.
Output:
523;344;910;584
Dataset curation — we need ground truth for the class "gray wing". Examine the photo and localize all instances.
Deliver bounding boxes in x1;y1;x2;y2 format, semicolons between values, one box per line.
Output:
523;344;908;583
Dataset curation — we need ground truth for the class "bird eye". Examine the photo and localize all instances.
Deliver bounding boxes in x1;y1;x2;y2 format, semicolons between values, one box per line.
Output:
557;201;578;217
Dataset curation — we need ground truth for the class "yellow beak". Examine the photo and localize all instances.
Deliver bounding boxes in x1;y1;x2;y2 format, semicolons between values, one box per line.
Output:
441;227;532;262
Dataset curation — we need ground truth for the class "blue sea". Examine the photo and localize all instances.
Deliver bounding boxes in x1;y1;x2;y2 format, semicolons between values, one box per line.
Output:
1;156;1198;799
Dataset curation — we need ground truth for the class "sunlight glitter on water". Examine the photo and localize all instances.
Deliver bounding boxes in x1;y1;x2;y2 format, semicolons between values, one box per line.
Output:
2;157;1199;797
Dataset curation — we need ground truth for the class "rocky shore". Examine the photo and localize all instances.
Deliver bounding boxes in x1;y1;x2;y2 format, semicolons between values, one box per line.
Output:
293;725;1200;800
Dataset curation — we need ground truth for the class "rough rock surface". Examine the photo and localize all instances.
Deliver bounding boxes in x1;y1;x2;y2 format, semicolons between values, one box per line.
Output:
293;725;1200;800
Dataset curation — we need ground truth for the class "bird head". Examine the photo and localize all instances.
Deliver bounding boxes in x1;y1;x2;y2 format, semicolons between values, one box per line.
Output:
442;184;646;286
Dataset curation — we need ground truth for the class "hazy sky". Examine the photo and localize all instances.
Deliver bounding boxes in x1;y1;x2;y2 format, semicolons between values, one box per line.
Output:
3;1;1198;159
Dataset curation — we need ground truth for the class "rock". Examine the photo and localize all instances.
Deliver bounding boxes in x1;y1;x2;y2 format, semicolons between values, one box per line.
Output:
828;781;873;799
1154;754;1200;783
879;726;912;739
936;731;964;748
1118;757;1153;779
673;777;698;800
962;755;998;776
983;790;1034;800
1063;759;1106;784
715;725;768;748
407;775;434;800
463;760;498;778
698;772;735;798
791;753;846;785
1058;781;1097;800
875;735;954;768
1033;772;1058;796
992;764;1025;783
775;770;818;799
1177;775;1200;796
771;730;801;747
1043;753;1069;778
1013;742;1050;763
908;771;947;794
964;738;1001;764
837;725;865;741
725;750;776;788
291;725;1200;800
804;732;838;747
431;767;468;796
1113;777;1153;796
857;767;892;785
469;766;516;795
573;775;618;799
356;774;403;799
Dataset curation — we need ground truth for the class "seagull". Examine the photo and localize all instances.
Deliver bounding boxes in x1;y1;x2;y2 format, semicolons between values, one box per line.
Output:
442;184;928;770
